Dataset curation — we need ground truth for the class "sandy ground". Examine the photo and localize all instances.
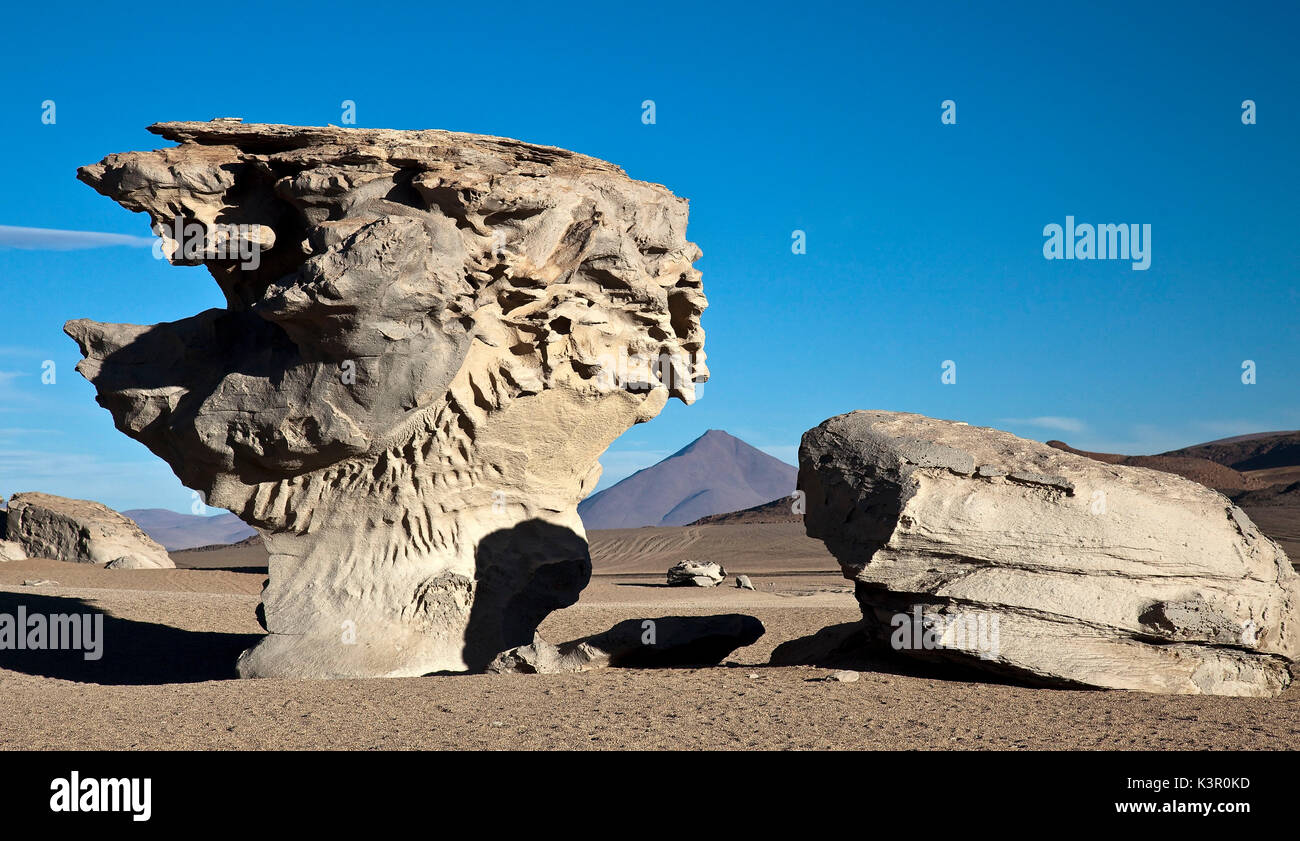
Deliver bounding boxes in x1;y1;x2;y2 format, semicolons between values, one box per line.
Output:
168;522;839;572
2;549;1298;750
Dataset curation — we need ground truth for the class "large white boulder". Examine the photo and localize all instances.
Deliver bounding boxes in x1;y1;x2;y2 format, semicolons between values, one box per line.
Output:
798;411;1299;696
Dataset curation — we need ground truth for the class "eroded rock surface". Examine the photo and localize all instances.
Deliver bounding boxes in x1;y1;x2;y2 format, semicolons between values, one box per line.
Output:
4;492;173;569
798;411;1299;696
68;121;706;677
667;559;726;587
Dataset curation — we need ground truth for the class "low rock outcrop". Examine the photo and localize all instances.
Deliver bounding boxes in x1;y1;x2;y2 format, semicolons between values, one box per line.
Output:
69;121;706;677
667;560;726;587
797;411;1299;696
4;493;173;569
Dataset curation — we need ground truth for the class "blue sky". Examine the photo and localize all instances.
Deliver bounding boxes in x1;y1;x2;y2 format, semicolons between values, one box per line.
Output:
1;0;1297;513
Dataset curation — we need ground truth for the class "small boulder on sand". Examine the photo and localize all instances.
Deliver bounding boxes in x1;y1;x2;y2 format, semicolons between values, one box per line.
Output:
667;559;725;587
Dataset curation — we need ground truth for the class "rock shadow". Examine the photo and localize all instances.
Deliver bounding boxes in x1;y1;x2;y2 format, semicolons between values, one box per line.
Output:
0;591;261;685
460;519;592;672
585;615;765;668
770;621;1046;687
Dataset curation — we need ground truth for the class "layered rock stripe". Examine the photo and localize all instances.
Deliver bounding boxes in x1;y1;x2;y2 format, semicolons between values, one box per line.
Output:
68;121;706;677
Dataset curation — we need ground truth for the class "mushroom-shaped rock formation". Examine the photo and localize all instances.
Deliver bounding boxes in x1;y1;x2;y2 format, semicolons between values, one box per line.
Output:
798;411;1299;696
67;121;707;678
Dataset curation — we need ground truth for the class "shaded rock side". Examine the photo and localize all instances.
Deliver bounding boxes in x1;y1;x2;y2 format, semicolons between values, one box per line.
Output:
67;121;707;677
798;411;1299;697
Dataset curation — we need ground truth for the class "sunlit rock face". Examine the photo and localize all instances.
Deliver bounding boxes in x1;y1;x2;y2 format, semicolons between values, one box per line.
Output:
798;411;1299;697
68;121;707;677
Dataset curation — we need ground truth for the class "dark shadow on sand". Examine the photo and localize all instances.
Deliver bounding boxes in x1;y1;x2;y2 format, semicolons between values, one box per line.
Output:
459;519;592;672
770;621;1077;688
0;592;262;685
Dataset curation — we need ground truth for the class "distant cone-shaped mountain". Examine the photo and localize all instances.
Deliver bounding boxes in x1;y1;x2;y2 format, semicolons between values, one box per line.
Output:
578;430;796;530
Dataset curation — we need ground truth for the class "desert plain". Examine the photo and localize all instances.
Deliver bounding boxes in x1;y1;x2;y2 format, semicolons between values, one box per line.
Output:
2;521;1297;751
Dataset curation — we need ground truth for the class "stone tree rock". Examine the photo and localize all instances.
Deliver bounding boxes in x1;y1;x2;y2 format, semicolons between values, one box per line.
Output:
5;492;173;569
798;411;1299;696
68;121;707;678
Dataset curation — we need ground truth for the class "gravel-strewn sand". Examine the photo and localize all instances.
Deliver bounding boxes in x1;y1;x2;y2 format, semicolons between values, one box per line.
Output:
2;551;1298;750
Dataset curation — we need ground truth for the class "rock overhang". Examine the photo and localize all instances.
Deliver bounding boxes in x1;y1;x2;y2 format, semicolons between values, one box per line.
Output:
67;120;708;677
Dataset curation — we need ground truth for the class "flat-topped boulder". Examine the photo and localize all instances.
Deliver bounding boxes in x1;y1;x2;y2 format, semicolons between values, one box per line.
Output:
4;492;173;569
797;411;1299;696
68;121;707;677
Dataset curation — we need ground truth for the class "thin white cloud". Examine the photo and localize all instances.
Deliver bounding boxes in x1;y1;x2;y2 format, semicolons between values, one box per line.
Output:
999;416;1088;434
0;428;61;439
0;371;40;409
0;225;154;251
0;447;191;511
